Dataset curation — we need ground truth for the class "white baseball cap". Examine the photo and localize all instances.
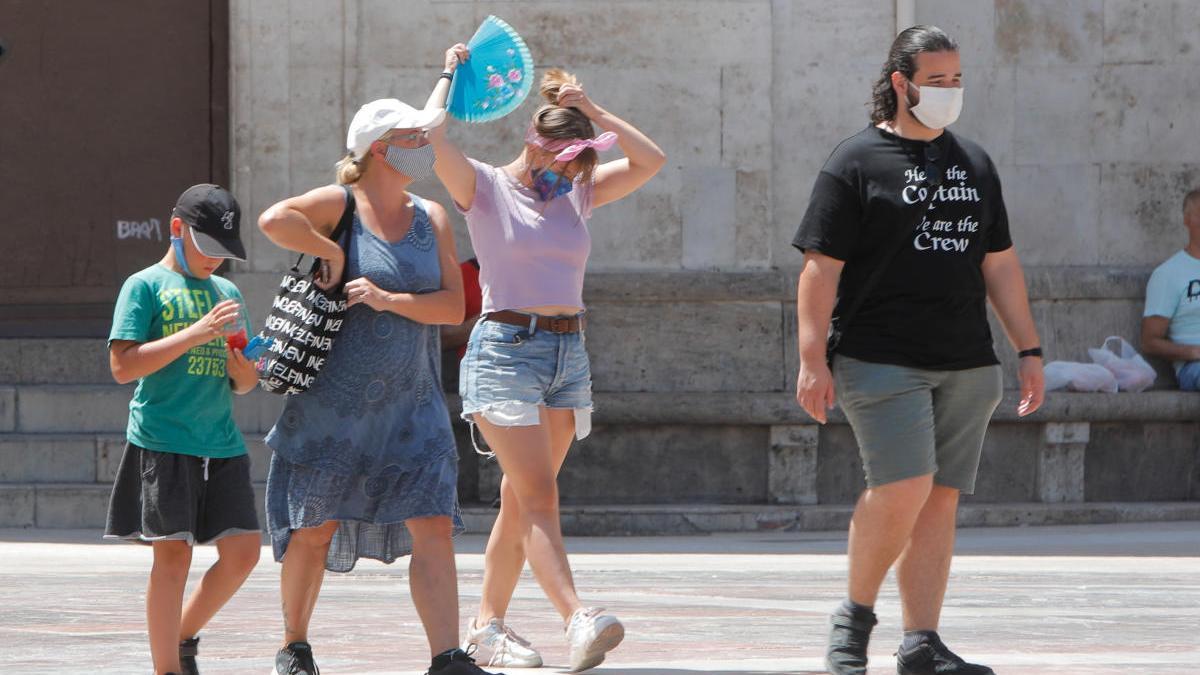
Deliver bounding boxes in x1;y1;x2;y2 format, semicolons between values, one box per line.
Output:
346;99;446;159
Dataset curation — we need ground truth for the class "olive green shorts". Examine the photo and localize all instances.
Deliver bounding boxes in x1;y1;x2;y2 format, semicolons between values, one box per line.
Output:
833;355;1003;494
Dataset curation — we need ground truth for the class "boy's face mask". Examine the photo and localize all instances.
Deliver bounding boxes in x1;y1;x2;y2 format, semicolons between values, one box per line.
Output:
171;229;196;278
171;226;223;278
530;165;573;202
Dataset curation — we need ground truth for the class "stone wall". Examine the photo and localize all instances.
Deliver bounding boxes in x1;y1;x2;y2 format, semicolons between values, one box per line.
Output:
227;0;1197;407
916;0;1200;268
229;1;1199;278
227;0;1197;412
7;3;1199;532
230;0;792;274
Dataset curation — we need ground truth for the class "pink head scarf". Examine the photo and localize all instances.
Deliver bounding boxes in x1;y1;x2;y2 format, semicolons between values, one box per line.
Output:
525;125;618;162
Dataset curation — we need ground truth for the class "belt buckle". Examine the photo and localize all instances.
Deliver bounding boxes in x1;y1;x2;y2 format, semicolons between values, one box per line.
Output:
549;317;570;333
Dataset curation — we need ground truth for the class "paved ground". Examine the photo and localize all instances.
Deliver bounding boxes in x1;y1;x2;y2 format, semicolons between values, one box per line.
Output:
2;522;1198;674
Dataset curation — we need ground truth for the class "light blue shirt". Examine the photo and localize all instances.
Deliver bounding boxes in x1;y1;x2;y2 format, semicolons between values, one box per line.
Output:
1144;250;1200;373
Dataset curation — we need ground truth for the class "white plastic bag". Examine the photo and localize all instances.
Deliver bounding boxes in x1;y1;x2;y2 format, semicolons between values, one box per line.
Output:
1044;361;1119;393
1087;336;1156;393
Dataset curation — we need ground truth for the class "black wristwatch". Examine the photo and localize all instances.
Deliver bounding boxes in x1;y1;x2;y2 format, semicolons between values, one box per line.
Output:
1018;347;1043;359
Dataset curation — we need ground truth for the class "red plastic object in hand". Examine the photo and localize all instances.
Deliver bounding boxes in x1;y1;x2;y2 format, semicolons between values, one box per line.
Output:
226;330;248;350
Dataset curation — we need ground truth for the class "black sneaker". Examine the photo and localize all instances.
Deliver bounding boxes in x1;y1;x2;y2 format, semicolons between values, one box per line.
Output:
825;603;878;675
275;641;320;675
179;636;200;675
428;647;503;675
896;632;994;675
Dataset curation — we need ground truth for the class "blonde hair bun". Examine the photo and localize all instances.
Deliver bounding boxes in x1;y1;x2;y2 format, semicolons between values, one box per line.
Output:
539;68;580;105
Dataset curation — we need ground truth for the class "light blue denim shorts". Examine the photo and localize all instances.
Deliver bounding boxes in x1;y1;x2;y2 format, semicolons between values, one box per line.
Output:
459;313;594;444
1177;361;1200;391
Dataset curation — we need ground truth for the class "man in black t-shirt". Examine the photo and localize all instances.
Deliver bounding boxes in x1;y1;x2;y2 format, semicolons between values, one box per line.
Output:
792;26;1045;675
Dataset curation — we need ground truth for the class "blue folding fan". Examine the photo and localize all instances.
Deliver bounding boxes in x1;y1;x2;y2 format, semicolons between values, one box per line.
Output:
447;15;534;123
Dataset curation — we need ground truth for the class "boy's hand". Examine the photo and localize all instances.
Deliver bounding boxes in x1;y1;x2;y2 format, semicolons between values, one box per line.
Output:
186;300;242;346
226;343;259;392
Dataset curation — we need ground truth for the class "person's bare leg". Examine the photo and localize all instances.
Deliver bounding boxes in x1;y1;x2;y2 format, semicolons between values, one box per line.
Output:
895;484;959;631
407;515;460;656
847;474;934;607
179;532;261;639
279;520;338;645
477;409;575;625
476;475;526;626
147;540;192;674
476;411;583;622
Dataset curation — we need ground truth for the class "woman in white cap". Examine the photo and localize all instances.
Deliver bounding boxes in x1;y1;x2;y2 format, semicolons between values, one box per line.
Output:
428;45;666;672
257;98;492;675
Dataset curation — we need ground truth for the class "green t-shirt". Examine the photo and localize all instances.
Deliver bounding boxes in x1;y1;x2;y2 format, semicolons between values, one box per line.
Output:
109;264;249;458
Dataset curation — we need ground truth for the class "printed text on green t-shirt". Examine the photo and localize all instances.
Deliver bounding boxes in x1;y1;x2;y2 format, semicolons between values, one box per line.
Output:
158;287;231;378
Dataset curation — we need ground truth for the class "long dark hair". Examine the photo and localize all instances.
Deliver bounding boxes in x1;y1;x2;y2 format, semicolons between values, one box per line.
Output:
869;25;958;124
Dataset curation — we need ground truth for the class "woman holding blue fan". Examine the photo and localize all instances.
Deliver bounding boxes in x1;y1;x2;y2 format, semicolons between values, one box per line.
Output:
428;41;666;672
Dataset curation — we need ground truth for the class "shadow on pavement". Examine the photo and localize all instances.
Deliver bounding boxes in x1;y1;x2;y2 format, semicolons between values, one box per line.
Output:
592;670;822;675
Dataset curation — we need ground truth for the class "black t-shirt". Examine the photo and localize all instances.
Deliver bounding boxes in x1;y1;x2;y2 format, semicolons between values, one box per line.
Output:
792;125;1013;370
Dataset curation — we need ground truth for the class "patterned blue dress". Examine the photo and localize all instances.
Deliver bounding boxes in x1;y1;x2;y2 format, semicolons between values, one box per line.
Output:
265;194;462;572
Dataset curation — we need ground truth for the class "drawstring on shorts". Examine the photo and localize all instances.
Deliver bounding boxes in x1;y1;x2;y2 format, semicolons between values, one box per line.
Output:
467;421;495;458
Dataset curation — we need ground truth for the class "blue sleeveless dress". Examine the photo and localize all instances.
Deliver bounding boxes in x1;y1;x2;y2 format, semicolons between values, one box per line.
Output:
265;194;462;572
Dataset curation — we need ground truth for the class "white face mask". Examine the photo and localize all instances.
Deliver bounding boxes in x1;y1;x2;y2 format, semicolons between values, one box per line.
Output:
384;143;436;181
907;82;963;130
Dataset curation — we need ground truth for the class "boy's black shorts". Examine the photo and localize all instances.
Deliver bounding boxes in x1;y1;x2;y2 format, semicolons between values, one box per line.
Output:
105;442;260;545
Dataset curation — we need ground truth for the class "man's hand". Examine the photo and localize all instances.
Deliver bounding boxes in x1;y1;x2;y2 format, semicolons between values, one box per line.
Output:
796;357;837;424
1017;356;1045;417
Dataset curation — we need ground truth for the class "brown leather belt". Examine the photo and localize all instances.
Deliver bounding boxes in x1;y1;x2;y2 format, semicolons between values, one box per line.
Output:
483;310;585;333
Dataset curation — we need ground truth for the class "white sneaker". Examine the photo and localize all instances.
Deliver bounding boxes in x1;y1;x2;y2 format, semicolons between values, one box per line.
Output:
462;617;544;668
565;607;625;672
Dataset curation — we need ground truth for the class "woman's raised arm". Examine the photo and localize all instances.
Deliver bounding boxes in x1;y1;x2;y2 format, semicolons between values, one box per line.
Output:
555;84;666;209
427;44;477;211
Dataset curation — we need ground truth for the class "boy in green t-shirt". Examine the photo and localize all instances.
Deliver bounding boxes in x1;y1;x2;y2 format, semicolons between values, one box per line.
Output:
105;184;261;675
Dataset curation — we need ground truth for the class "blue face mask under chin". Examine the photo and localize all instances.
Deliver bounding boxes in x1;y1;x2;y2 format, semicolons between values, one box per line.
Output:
530;166;574;202
171;235;196;278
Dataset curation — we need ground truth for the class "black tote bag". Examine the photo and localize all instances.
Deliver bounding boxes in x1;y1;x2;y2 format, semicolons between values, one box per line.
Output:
257;187;356;395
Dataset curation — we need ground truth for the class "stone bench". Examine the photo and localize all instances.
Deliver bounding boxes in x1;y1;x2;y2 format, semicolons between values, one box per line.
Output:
453;389;1200;508
1;385;1196;530
2;263;1195;524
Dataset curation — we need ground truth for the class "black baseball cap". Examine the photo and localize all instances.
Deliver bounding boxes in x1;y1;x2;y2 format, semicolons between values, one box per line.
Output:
172;183;246;261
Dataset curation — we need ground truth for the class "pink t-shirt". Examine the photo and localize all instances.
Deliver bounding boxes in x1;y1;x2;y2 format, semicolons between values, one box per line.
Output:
457;159;593;314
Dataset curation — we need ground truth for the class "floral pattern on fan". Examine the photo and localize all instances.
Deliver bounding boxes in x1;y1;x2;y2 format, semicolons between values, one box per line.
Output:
448;15;534;123
475;49;525;113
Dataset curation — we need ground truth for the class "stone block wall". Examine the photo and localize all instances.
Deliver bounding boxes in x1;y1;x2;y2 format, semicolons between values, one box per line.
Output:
221;1;1199;507
228;1;1199;277
230;0;787;273
917;0;1200;267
